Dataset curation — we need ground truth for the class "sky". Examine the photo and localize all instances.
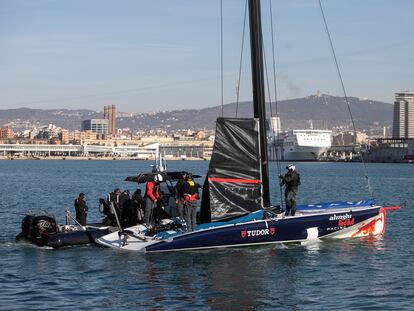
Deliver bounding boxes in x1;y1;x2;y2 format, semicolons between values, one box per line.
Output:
1;0;414;113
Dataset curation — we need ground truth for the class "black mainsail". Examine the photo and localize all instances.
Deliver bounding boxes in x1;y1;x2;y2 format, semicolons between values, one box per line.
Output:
201;118;262;222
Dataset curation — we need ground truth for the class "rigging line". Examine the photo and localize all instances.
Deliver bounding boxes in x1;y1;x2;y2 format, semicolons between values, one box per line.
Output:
269;0;284;208
262;49;273;116
263;24;284;209
262;48;273;117
220;0;224;117
263;33;282;208
269;0;279;117
318;0;374;199
235;0;248;118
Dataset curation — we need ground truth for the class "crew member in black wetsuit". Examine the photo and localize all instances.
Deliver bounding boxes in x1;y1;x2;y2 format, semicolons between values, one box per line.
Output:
74;193;88;226
182;173;201;231
279;164;300;216
132;189;144;224
119;189;131;227
175;171;187;219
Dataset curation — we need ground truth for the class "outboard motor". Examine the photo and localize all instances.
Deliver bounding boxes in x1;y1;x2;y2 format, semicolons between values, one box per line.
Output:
31;216;58;246
20;215;35;240
17;214;58;246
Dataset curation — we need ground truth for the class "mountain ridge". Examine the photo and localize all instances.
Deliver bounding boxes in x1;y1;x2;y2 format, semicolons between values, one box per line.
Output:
0;94;393;132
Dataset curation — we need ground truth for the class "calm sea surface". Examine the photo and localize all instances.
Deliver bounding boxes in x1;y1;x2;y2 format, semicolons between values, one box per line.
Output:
0;160;412;310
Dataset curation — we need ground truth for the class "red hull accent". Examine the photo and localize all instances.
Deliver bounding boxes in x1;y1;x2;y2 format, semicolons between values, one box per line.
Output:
382;206;401;211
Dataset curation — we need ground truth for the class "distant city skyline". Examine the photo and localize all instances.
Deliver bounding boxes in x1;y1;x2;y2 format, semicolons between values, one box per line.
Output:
1;0;414;113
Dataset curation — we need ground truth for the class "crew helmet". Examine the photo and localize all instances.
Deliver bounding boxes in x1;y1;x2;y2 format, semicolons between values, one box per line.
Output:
286;164;295;171
154;173;163;182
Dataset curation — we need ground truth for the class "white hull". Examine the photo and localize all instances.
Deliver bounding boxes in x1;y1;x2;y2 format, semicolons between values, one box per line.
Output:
96;225;157;251
283;145;329;161
277;129;332;161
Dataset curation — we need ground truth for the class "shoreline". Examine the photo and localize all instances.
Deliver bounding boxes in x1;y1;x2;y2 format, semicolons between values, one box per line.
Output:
0;156;208;161
0;156;412;163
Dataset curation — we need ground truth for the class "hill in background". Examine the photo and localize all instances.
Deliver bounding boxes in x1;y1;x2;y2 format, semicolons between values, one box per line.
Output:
0;94;393;133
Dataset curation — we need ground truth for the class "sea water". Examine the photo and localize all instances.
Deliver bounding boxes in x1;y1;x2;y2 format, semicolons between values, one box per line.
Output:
0;160;412;310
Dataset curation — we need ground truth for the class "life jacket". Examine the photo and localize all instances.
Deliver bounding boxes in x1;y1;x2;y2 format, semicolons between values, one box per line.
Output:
184;193;199;204
186;180;199;195
145;181;160;201
183;179;199;203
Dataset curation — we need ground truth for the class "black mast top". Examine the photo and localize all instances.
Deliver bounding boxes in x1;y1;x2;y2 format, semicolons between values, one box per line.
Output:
248;0;270;207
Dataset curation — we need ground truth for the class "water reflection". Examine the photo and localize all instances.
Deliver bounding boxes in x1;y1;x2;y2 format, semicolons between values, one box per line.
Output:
300;240;322;254
200;249;264;310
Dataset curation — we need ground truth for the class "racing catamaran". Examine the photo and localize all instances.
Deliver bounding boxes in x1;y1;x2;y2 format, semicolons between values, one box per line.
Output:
95;0;399;252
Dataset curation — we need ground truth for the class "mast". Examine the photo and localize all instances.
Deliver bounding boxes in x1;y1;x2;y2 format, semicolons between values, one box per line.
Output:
248;0;270;207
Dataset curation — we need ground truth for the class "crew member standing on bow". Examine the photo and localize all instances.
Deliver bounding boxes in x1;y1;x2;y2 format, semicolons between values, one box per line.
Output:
74;193;88;226
279;164;300;216
144;174;162;225
182;173;200;231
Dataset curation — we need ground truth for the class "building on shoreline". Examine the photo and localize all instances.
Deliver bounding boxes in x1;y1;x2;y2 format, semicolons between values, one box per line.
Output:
81;119;109;135
0;127;14;139
103;104;116;135
393;91;414;139
360;91;414;162
0;139;214;160
363;138;414;163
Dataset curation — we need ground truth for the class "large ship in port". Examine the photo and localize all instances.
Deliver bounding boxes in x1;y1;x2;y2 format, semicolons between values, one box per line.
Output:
281;129;332;161
267;116;332;161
